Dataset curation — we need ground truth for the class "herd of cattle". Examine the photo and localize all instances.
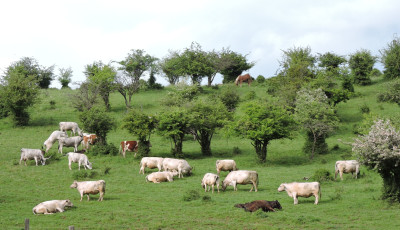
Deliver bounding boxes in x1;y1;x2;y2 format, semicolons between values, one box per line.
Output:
20;122;361;214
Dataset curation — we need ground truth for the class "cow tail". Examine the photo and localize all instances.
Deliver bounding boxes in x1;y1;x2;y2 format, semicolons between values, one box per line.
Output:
319;183;322;200
32;208;36;215
118;144;122;155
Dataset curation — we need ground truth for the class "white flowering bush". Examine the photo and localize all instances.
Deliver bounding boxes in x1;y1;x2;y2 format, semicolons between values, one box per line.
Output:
352;119;400;202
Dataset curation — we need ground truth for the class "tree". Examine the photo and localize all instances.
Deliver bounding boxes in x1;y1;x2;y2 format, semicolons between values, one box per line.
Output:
180;42;214;85
70;82;100;112
233;101;295;163
79;106;116;145
58;67;73;88
157;109;190;157
159;50;183;85
377;79;400;105
0;68;40;126
84;61;117;111
122;110;157;157
352;119;400;202
318;52;346;72
380;35;400;80
217;86;240;112
187;99;232;156
116;49;158;109
5;57;54;89
349;49;376;85
295;88;338;159
220;47;255;83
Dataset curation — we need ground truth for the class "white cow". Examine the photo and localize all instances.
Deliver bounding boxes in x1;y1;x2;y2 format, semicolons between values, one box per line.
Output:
278;182;321;205
145;171;177;183
59;122;82;136
43;131;67;153
20;148;49;166
335;160;360;180
216;159;238;175
67;152;92;170
33;199;73;214
70;180;106;201
222;170;258;192
201;173;220;193
139;157;164;174
162;158;192;178
58;135;83;154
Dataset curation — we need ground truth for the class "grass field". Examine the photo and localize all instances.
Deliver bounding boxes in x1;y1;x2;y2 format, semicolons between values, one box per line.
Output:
1;78;400;229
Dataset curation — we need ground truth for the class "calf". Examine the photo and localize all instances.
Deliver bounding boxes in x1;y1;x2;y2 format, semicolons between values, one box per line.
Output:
58;135;83;154
20;148;49;166
335;160;360;180
201;173;220;193
216;159;238;175
59;121;82;136
43;130;67;153
33;200;73;214
222;170;258;192
234;200;282;212
145;171;177;183
278;182;321;205
67;152;92;170
139;157;164;174
162;158;192;178
119;141;139;158
70;180;106;201
82;134;97;150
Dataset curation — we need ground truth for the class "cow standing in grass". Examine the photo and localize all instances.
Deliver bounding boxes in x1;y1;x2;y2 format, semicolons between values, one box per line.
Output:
216;159;238;175
59;122;82;136
335;160;360;180
278;182;321;205
43;130;67;153
222;170;258;192
70;180;106;201
20;148;50;166
201;173;220;193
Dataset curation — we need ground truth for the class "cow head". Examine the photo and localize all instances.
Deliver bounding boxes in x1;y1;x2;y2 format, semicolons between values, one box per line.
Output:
86;161;93;170
64;199;74;208
41;156;51;166
70;181;78;188
272;200;282;210
221;181;228;191
277;184;286;192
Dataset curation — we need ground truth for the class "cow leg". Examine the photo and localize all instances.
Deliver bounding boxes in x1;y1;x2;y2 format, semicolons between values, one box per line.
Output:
99;191;103;201
204;185;207;192
293;193;298;205
335;170;338;180
69;161;72;170
217;183;220;193
314;193;319;205
211;185;214;193
340;171;343;181
87;194;90;201
232;181;237;191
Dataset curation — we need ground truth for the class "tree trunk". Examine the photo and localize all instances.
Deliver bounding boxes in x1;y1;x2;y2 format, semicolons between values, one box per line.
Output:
254;139;268;163
198;131;212;156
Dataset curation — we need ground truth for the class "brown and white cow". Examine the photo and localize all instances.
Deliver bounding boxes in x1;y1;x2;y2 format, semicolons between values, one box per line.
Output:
82;134;97;150
335;160;360;180
222;170;258;192
33;200;73;214
119;141;139;158
278;182;321;205
70;180;106;201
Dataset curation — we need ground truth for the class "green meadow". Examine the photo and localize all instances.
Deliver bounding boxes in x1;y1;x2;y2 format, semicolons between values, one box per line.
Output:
1;77;400;229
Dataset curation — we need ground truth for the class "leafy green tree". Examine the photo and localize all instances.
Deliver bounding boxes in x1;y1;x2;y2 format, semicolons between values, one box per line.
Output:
233;101;295;163
217;86;240;112
58;67;73;88
159;50;183;85
84;61;117;111
295;88;338;159
116;49;158;109
0;68;40;126
158;109;190;157
349;49;376;85
122;110;157;157
377;79;400;105
187;99;232;156
180;42;214;85
79;106;116;145
5;57;54;89
352;119;400;202
318;52;346;72
380;36;400;80
70;82;100;112
220;47;254;83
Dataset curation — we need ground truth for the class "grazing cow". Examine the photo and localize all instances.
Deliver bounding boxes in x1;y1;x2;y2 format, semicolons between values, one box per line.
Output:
234;200;282;212
335;160;360;180
32;200;73;215
20;148;50;166
139;157;164;174
145;171;177;183
59;122;82;136
222;170;258;192
82;134;97;150
67;152;92;170
70;180;106;201
119;141;139;158
216;159;238;175
162;158;192;178
201;173;220;193
58;135;83;154
278;182;321;205
43;131;67;153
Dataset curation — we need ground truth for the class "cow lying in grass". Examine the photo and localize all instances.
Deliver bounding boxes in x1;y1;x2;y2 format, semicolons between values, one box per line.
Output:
234;200;282;212
33;200;73;214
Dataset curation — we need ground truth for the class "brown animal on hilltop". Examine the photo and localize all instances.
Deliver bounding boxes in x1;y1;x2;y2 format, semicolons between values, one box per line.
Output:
234;200;282;212
235;73;252;87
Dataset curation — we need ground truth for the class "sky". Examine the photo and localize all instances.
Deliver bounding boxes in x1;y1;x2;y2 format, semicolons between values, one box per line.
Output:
0;0;399;88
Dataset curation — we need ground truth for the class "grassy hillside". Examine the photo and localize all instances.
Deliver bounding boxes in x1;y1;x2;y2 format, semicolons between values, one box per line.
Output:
1;78;400;229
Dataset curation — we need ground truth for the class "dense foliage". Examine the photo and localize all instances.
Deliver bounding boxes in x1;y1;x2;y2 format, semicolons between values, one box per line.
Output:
79;106;116;145
380;36;400;79
349;49;376;85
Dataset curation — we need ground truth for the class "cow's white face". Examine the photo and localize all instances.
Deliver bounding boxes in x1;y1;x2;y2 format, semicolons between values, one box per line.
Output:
87;162;93;170
277;184;285;192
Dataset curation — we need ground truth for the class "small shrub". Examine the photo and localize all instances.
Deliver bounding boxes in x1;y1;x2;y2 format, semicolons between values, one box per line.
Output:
320;159;328;164
255;209;268;218
211;84;219;90
244;91;256;100
330;186;344;201
87;143;118;156
311;168;334;182
218;87;240;112
183;190;200;201
49;100;56;109
72;170;98;180
202;195;211;202
232;147;242;155
331;144;340;151
103;166;111;175
256;75;265;84
360;104;370;114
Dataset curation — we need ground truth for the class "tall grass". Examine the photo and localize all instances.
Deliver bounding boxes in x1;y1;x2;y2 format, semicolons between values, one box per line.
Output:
1;79;400;229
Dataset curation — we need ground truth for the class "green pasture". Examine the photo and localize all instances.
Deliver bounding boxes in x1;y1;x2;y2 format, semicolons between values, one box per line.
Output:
1;78;400;229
